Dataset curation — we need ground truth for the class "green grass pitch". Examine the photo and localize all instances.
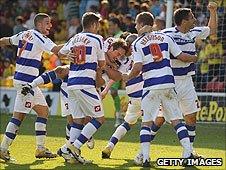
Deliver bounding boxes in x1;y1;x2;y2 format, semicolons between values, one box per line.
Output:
0;113;225;169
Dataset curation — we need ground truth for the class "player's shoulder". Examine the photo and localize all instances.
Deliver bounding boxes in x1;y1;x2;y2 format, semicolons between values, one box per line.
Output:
84;32;103;48
161;27;177;34
132;33;146;50
85;32;103;41
31;29;51;43
189;26;209;33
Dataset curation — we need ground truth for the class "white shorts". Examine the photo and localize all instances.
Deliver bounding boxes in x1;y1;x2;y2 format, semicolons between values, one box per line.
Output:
124;98;142;124
68;88;104;119
14;86;48;114
60;93;69;117
142;88;183;122
175;76;201;115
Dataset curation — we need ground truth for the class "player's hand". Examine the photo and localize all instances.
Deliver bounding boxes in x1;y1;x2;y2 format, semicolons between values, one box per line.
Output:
138;25;152;36
21;83;32;96
122;74;129;82
208;1;218;12
67;51;75;63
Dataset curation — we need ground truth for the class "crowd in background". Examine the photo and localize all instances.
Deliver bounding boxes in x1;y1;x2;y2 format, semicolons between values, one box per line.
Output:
0;0;225;92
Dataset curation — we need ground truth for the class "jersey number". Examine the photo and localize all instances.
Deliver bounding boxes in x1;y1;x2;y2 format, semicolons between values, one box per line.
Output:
72;45;86;64
149;43;163;62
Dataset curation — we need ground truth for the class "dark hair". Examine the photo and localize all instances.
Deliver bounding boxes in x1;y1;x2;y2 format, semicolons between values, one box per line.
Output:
109;17;121;27
34;13;50;26
82;12;101;29
174;8;191;26
120;32;131;40
125;34;138;46
111;38;128;51
136;12;154;27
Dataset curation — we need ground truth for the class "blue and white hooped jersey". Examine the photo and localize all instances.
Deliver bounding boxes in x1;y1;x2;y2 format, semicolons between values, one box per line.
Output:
10;29;56;85
162;26;210;78
132;32;182;90
118;56;144;99
59;32;105;90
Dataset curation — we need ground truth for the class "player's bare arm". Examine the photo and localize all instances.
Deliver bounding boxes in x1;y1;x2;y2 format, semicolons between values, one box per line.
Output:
122;62;142;82
0;37;12;46
177;52;198;63
207;1;218;35
51;44;64;55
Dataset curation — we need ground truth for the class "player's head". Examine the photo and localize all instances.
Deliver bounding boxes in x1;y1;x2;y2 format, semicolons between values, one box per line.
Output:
135;12;154;32
109;17;121;35
174;8;197;30
107;38;127;60
34;13;52;35
82;12;101;34
125;33;138;56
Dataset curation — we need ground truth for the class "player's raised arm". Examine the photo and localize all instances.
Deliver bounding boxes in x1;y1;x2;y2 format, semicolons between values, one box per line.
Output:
0;37;12;46
207;1;218;36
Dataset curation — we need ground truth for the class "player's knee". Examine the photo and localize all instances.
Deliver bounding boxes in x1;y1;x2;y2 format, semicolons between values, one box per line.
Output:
155;117;165;127
13;112;26;121
96;116;105;124
67;115;74;124
184;112;197;125
34;105;49;118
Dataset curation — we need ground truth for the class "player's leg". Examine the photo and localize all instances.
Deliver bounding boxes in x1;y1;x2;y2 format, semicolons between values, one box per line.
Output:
175;77;201;156
134;115;165;165
0;88;32;161
32;87;56;158
67;88;104;164
0;112;25;161
161;88;192;159
102;98;142;158
110;81;123;127
140;90;161;167
57;115;74;162
84;116;95;149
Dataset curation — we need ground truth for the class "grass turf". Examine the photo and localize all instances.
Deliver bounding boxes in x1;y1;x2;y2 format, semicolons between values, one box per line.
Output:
0;113;225;169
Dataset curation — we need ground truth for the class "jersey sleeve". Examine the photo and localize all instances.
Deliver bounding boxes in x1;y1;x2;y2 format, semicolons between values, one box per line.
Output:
59;38;73;55
38;37;57;52
132;43;143;63
166;35;182;57
9;32;24;46
192;26;210;39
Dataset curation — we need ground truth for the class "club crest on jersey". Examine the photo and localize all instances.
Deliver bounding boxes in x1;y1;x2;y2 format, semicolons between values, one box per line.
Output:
94;105;101;112
25;101;31;108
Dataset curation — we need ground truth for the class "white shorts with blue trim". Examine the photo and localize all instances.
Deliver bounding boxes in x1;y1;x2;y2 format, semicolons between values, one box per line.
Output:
14;86;48;114
60;93;70;117
68;88;104;119
124;97;142;124
142;88;183;122
175;76;201;115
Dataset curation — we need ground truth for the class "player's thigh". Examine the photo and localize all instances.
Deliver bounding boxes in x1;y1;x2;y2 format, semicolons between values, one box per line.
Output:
124;98;142;124
68;89;85;119
78;88;104;118
161;88;183;121
14;88;34;114
32;87;49;117
141;90;161;123
175;77;200;115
